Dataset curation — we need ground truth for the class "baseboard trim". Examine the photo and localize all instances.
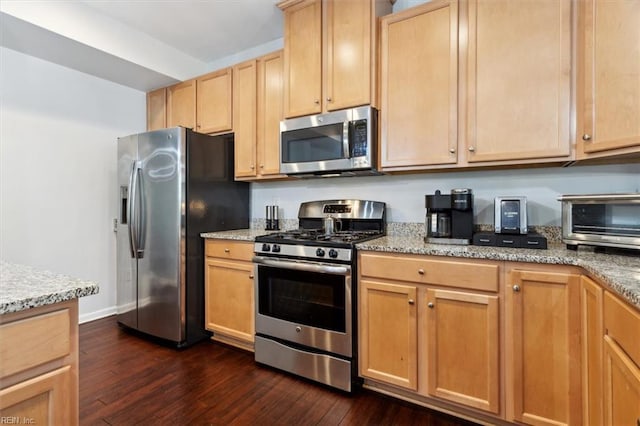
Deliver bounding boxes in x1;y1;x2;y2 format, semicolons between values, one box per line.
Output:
79;306;117;324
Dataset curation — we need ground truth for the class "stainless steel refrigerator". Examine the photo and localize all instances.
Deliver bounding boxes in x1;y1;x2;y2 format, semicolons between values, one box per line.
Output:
116;127;249;347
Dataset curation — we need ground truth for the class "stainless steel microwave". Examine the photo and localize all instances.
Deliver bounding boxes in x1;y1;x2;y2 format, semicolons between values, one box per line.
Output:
558;193;640;251
280;106;378;177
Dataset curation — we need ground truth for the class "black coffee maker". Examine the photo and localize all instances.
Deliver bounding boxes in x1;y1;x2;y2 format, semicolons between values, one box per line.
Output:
425;189;474;245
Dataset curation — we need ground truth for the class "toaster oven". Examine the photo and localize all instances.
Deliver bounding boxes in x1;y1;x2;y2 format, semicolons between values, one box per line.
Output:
558;193;640;251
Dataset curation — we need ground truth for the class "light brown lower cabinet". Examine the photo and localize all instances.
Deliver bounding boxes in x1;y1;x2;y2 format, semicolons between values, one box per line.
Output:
359;279;418;390
426;289;499;413
358;252;501;416
581;276;604;426
603;291;640;426
204;240;255;351
506;268;582;426
0;300;79;425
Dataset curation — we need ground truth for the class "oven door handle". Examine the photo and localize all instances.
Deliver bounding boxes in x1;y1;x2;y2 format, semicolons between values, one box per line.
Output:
252;256;351;276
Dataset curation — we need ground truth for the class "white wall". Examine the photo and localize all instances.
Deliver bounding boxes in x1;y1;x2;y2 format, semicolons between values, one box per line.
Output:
0;47;146;323
251;164;640;226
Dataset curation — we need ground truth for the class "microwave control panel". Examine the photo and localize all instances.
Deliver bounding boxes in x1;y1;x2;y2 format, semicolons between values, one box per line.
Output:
349;120;368;158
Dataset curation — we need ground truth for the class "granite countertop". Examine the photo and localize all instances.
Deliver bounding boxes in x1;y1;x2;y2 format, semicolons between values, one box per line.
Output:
0;261;99;315
201;228;640;309
357;235;640;309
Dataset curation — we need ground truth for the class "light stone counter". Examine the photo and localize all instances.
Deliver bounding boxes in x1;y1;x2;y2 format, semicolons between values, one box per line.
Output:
199;228;639;309
0;261;99;315
357;235;640;309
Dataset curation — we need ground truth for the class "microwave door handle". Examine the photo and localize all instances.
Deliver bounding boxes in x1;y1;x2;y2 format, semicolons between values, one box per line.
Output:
342;121;350;158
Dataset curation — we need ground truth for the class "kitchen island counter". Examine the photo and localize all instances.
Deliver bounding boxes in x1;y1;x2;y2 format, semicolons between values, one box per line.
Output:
357;235;640;309
0;260;99;315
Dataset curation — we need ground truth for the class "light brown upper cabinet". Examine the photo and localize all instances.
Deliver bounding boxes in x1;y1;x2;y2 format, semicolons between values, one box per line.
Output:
464;0;572;163
196;68;233;134
167;80;196;129
146;88;166;131
379;0;459;169
380;0;573;172
279;0;391;118
576;0;640;159
234;51;285;180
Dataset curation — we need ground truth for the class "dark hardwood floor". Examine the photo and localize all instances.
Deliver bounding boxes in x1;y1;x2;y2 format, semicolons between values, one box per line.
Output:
79;316;478;425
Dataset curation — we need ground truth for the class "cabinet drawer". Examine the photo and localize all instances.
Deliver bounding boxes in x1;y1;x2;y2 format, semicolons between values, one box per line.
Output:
359;253;499;292
604;291;640;367
205;239;254;261
0;308;71;378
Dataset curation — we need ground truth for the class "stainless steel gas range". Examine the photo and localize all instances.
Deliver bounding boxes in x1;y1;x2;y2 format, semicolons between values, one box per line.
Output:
253;199;386;392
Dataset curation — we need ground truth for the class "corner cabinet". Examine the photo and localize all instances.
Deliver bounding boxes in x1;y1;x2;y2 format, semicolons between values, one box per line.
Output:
279;0;391;118
577;0;640;159
234;51;285;180
204;239;255;351
506;267;582;426
358;252;501;415
0;300;79;425
147;88;166;131
603;291;640;426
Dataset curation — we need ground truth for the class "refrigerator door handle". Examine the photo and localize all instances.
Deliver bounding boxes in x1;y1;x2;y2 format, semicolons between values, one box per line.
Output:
136;161;146;258
127;160;137;258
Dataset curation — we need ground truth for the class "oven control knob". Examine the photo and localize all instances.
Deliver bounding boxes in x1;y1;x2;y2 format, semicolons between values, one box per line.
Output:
261;243;271;252
272;244;281;253
328;249;338;258
316;248;325;257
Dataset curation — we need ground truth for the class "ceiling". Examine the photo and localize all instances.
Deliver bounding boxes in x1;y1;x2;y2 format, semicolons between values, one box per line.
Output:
0;0;284;91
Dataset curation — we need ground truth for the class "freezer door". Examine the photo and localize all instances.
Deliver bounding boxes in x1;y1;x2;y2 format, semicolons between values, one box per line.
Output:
136;127;185;342
116;134;138;329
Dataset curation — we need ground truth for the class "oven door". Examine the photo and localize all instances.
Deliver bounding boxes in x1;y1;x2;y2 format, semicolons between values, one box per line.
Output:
253;256;352;357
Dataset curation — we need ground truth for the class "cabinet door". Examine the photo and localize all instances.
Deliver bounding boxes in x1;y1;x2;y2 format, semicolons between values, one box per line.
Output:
359;279;418;390
146;88;166;131
282;0;322;118
196;68;233;134
578;0;640;156
167;80;196;129
506;270;581;426
425;289;499;413
233;60;258;178
204;258;255;344
0;366;73;426
324;0;371;111
380;0;458;170
581;276;604;426
465;0;571;163
603;335;640;426
257;51;285;178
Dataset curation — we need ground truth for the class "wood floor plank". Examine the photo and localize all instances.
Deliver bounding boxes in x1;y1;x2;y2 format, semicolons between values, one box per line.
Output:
79;315;478;425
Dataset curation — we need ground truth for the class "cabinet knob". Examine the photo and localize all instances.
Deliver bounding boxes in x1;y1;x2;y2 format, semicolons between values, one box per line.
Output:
260;164;264;169
249;274;254;279
449;148;456;154
327;97;332;102
418;268;425;275
250;165;255;169
468;146;476;152
295;326;302;333
224;248;230;253
582;134;592;141
408;299;415;305
314;99;320;104
513;284;521;292
428;302;434;309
